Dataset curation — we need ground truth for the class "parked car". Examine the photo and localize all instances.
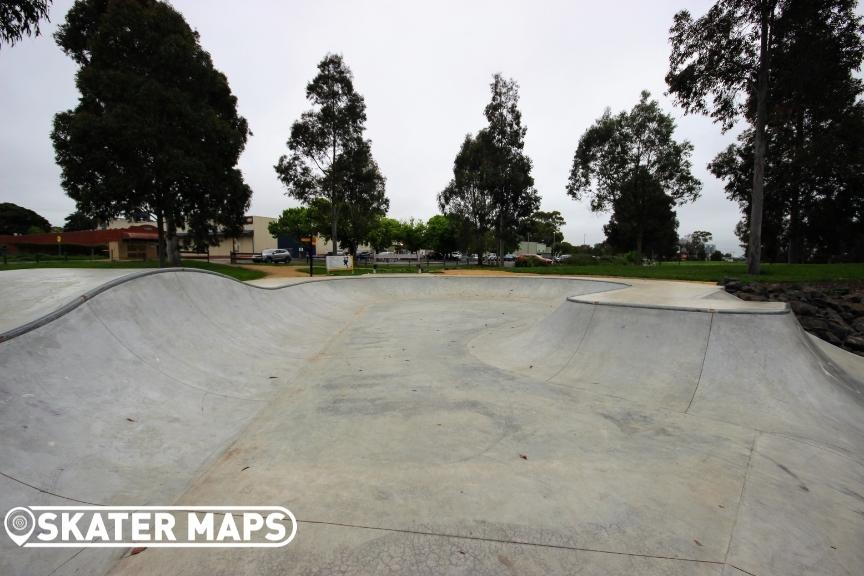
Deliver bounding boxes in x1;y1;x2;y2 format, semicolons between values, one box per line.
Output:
253;248;292;264
515;254;553;267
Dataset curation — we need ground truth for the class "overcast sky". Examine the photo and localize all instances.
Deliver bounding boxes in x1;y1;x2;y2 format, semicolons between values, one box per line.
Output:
2;0;753;253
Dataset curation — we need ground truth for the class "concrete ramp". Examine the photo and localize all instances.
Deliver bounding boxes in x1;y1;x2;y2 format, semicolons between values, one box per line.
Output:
0;270;862;576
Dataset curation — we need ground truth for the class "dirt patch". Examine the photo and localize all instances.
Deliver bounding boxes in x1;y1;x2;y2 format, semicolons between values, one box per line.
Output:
440;268;516;276
235;264;309;278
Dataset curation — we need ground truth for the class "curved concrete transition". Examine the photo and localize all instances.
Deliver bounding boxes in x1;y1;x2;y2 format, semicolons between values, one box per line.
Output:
1;270;863;576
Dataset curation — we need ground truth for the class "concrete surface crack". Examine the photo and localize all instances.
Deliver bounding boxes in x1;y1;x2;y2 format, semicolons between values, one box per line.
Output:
686;311;714;413
297;518;726;566
0;469;103;506
543;304;597;384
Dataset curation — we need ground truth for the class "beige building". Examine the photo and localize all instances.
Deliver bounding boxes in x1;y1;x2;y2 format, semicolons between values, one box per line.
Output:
105;215;278;258
517;241;548;256
205;215;277;257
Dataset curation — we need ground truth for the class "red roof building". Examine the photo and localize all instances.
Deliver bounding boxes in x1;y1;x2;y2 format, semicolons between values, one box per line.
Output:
0;225;159;260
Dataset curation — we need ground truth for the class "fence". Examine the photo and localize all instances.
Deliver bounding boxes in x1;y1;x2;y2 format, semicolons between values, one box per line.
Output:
230;251;259;264
179;250;210;262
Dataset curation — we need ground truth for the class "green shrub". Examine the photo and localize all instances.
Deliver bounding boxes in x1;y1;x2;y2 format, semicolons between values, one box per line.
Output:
566;253;597;265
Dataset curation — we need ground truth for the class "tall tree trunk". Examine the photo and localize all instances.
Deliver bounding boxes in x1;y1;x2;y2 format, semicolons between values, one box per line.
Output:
498;212;503;267
788;113;804;264
331;130;338;255
330;202;338;255
634;171;645;264
747;1;772;275
788;191;801;264
156;209;166;268
166;216;180;267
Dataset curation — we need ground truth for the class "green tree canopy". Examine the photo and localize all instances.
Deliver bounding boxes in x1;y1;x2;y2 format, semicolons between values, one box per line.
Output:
275;53;372;254
396;218;427;261
679;230;714;260
0;202;51;234
268;206;322;245
331;139;388;255
367;217;401;255
567;91;700;260
483;74;540;261
519;210;565;248
604;169;679;260
63;209;98;231
438;132;496;262
1;0;51;48
666;0;779;274
425;214;460;259
707;0;864;263
52;0;251;266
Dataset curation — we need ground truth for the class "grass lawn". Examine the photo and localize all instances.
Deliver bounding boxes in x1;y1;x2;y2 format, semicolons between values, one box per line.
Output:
0;259;266;281
4;258;859;284
507;261;864;283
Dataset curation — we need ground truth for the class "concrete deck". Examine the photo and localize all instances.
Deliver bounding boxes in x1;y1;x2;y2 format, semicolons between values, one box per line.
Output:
0;269;861;576
0;269;136;334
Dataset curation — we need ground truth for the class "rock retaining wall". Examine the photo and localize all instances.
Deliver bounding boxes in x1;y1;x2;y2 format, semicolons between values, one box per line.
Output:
722;279;864;356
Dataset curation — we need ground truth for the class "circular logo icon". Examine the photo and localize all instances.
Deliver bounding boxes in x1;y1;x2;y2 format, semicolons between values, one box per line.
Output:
4;507;35;546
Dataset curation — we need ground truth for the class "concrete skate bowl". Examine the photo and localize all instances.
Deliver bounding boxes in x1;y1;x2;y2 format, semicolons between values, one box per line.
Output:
1;269;863;576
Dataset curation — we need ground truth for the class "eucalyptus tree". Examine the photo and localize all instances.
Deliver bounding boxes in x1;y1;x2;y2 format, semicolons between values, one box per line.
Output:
604;168;679;260
483;74;540;263
1;0;51;48
275;53;371;254
706;0;864;262
666;0;780;273
567;91;700;262
52;0;251;266
438;133;496;263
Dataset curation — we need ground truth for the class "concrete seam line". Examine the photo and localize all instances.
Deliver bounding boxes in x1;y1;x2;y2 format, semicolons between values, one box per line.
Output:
297;519;726;565
722;432;758;566
565;297;790;315
86;304;267;403
46;548;88;576
727;564;760;576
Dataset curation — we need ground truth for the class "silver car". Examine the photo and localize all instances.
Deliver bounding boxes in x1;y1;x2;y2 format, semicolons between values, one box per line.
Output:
253;248;292;264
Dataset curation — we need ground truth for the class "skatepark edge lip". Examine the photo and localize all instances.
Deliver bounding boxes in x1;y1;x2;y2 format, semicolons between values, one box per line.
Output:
0;268;789;344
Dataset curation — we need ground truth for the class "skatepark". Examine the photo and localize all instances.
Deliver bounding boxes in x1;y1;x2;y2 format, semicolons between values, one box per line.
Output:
1;269;863;576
